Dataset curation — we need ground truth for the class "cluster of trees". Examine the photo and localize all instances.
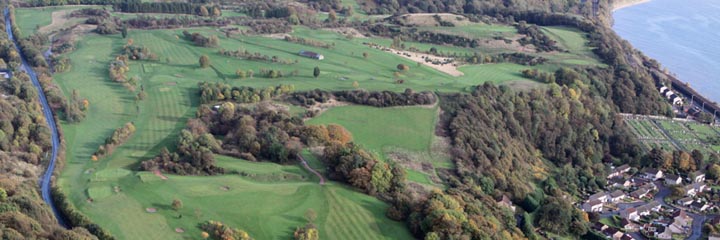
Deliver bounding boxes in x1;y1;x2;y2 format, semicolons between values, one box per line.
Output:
140;129;224;175
199;103;305;164
515;21;562;52
218;48;297;65
52;186;114;239
198;82;294;104
294;209;319;240
65;89;88;123
0;84;52;165
642;148;713;174
302;0;344;12
322;142;405;196
289;88;436;108
200;220;252;240
182;31;219;47
467;52;547;66
0;180;97;240
92;122;136;161
123;15;231;29
124;44;158;61
521;68;556;83
23;0;130;7
108;55;137;91
113;2;218;16
366;25;482;49
70;8;110;18
245;19;292;34
50;55;72;73
284;36;334;49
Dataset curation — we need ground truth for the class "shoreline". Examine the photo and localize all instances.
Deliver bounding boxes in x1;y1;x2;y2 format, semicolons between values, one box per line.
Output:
612;0;651;12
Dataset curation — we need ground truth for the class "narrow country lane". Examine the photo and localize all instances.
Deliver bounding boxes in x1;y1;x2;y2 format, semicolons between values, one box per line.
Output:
5;7;67;227
297;154;325;185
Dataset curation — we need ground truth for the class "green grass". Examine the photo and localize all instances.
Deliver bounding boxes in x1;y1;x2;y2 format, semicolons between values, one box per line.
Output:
15;6;98;36
541;26;604;66
47;17;602;238
55;31;412;239
307;105;437;156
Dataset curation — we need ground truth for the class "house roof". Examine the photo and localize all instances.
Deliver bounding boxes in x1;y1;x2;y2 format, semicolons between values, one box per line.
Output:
610;190;625;198
609;177;629;185
586;199;603;206
665;174;681;181
692;170;705;177
645;168;661;175
589;192;607;200
672;209;688;219
678;197;693;203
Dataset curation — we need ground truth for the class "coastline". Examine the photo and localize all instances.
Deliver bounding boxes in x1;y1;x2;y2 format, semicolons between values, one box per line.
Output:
612;0;651;12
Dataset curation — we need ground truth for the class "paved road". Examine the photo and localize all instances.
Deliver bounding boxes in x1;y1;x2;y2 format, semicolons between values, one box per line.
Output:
5;7;66;227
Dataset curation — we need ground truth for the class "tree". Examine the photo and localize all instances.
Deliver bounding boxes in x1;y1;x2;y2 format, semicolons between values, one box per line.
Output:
352;81;359;89
362;52;369;59
201;232;209;239
172;199;183;211
313;66;320;78
0;188;6;202
199;55;210;68
327;124;352;144
236;69;246;79
199;6;209;16
121;26;128;38
212;6;221;17
328;10;337;22
397;64;409;72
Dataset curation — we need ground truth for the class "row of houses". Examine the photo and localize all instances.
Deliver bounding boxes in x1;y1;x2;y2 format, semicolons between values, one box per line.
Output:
665;170;706;185
641;210;693;239
593;223;636;240
621;201;662;221
582;190;628;212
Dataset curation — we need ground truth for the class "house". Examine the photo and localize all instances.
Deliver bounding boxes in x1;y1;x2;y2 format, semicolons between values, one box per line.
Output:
643;168;664;180
609;177;632;188
609;190;626;203
582;199;604;212
673;210;691;225
620;234;635;240
497;195;515;212
676;197;693;206
298;50;324;60
621;218;639;232
665;174;682;185
621;208;640;221
691;170;706;183
690;201;710;212
589;192;608;203
630;187;650;199
602;228;622;239
0;71;9;79
608;164;631;179
636;201;661;216
684;182;707;197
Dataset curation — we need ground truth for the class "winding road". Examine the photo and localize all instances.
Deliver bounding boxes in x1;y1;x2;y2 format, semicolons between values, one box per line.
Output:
297;154;325;185
5;8;67;227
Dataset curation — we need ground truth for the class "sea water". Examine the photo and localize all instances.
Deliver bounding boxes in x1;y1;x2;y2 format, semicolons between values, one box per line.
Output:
613;0;720;102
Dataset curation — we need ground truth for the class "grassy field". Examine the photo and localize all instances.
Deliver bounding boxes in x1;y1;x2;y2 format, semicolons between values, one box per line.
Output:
54;30;413;239
306;105;451;186
14;4;605;238
14;5;96;36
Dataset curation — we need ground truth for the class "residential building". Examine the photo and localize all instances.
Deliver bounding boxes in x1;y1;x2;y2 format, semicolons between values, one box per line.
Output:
609;190;626;203
684;182;707;197
589;191;608;203
497;195;515;212
609;177;632;188
621;218;638;232
665;174;682;185
608;164;631;179
621;208;640;221
676;197;693;206
643;168;664;180
630;187;650;199
690;201;710;212
691;170;706;183
582;199;604;212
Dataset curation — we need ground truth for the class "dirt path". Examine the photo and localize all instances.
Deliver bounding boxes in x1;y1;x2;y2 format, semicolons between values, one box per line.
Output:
297;154;325;185
369;45;464;76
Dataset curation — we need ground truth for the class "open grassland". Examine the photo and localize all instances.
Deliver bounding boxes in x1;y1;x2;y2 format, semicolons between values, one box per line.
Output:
15;5;95;36
541;26;604;66
306;105;451;185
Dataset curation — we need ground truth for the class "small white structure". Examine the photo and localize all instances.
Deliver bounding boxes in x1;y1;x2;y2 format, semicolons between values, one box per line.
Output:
608;164;631;179
582;199;604;212
643;168;664;180
691;171;706;183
